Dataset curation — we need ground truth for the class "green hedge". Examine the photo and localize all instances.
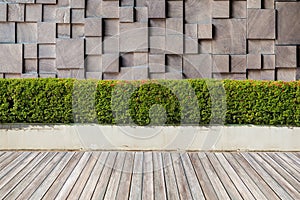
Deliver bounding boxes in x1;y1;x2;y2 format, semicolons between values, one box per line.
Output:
0;78;299;126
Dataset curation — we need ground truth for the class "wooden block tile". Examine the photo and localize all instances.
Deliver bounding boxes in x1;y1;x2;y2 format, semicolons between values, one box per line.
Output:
185;38;199;54
56;38;84;69
8;4;24;22
86;0;101;17
71;24;84;38
149;54;165;73
102;53;120;73
0;23;15;43
150;36;165;54
183;54;212;78
86;72;102;79
166;54;182;72
261;70;275;80
71;9;85;24
276;46;297;68
56;7;70;23
212;1;230;19
17;23;37;43
212;19;246;54
26;4;42;22
39;59;56;73
135;7;148;23
37;22;56;43
276;68;296;81
57;24;71;38
86;37;102;55
0;44;22;73
166;18;183;35
232;1;246;19
277;2;300;45
85;18;102;37
120;22;148;53
24;44;37;59
0;4;7;22
247;0;261;8
71;0;85;9
134;53;148;67
231;55;246;73
247;9;275;39
121;53;134;67
198;24;213;39
101;1;119;18
167;1;183;18
248;40;274;54
42;5;56;22
166;35;183;54
24;59;38;73
149;19;165;36
120;7;134;23
247;54;261;69
104;19;119;36
39;44;56;58
263;54;275;69
103;36;119;53
146;0;166;18
86;55;102;72
185;24;198;39
212;55;230;73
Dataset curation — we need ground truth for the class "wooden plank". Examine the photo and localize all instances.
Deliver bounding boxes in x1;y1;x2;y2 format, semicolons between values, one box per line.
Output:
79;152;109;200
4;152;57;200
221;153;267;200
142;152;154;200
0;152;31;180
116;152;134;200
198;152;230;199
0;151;5;158
0;152;38;188
55;152;92;199
189;153;218;199
250;153;300;199
0;152;18;169
293;152;300;159
285;152;300;165
171;153;193;200
267;153;300;182
276;153;300;173
16;152;70;200
104;152;126;200
259;153;300;192
181;153;205;200
214;153;255;199
67;152;101;199
91;152;118;200
162;153;180;200
153;152;167;200
25;152;75;200
232;153;280;200
205;152;243;199
241;153;293;200
129;152;143;200
0;152;47;199
41;152;84;200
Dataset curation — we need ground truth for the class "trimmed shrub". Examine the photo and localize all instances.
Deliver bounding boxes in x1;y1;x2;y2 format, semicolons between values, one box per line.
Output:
0;78;299;126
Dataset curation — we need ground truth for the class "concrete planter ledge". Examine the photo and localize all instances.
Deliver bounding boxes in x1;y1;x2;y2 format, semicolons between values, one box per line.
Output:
0;125;299;151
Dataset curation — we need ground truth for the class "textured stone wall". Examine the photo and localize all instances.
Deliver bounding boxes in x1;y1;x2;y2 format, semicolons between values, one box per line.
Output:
0;0;299;80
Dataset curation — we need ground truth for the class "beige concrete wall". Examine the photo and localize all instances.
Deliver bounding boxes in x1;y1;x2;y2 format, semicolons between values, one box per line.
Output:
0;125;299;151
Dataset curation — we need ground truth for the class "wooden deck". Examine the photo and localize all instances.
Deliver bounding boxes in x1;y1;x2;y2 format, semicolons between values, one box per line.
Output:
0;151;299;199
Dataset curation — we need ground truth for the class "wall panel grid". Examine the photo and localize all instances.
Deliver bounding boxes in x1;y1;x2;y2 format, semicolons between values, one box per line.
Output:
0;0;299;80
